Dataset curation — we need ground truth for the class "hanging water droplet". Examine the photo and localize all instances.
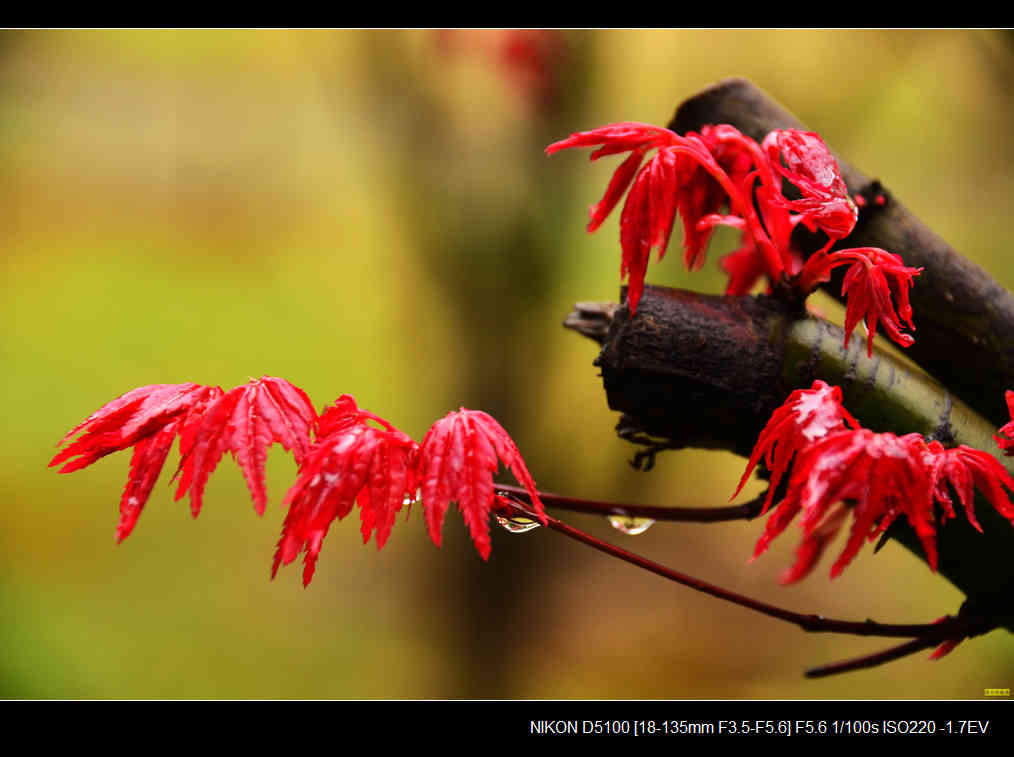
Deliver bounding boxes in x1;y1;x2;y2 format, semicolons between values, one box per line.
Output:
607;515;655;535
495;515;541;534
403;488;422;506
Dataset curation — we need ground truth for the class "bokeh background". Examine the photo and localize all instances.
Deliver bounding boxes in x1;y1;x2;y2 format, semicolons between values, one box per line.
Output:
4;29;1014;699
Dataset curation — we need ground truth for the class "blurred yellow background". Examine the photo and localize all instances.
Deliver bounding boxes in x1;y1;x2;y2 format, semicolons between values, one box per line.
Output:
4;29;1014;699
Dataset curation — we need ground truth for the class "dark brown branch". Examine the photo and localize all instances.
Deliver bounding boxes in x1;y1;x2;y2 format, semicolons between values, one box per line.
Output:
593;286;791;459
669;77;1014;428
578;284;1014;620
563;301;618;344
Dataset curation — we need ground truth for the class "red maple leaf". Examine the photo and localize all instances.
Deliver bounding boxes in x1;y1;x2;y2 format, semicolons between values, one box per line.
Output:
928;443;1014;529
51;383;217;471
417;408;546;560
546;122;758;314
741;383;1014;583
545;123;871;315
315;393;400;437
55;382;550;584
716;220;766;296
273;396;419;586
993;390;1014;455
432;30;564;113
173;376;317;518
495;30;564;111
745;391;1014;583
50;383;224;541
732;380;859;512
798;247;922;356
762;129;858;241
550;121;924;359
839;252;920;356
777;501;850;585
753;429;938;581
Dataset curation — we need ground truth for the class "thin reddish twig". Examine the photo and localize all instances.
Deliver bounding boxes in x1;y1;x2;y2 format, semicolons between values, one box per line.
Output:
805;638;942;678
805;617;994;678
495;483;765;522
497;497;991;643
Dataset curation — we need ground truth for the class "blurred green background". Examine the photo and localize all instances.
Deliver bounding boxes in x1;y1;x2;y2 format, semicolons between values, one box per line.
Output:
4;29;1014;699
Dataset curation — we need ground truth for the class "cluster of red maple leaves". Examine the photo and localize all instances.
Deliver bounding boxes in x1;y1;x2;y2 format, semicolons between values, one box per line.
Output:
50;378;545;585
544;118;1014;580
734;381;1014;584
546;122;921;356
50;120;1014;594
50;375;1014;590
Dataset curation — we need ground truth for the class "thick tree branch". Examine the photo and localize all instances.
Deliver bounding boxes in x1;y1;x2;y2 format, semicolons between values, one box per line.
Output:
668;77;1014;428
571;285;1014;624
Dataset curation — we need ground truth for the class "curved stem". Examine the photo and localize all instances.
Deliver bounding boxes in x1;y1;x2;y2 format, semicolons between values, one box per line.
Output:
805;637;943;678
806;638;938;678
498;497;989;642
494;483;765;522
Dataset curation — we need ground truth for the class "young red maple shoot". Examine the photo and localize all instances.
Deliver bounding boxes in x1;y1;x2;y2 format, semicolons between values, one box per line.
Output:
798;246;921;356
761;128;858;241
739;382;1014;583
547;121;922;356
731;380;859;514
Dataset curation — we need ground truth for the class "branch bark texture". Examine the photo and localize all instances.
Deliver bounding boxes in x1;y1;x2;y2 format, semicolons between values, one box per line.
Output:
669;77;1014;427
584;285;1014;622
